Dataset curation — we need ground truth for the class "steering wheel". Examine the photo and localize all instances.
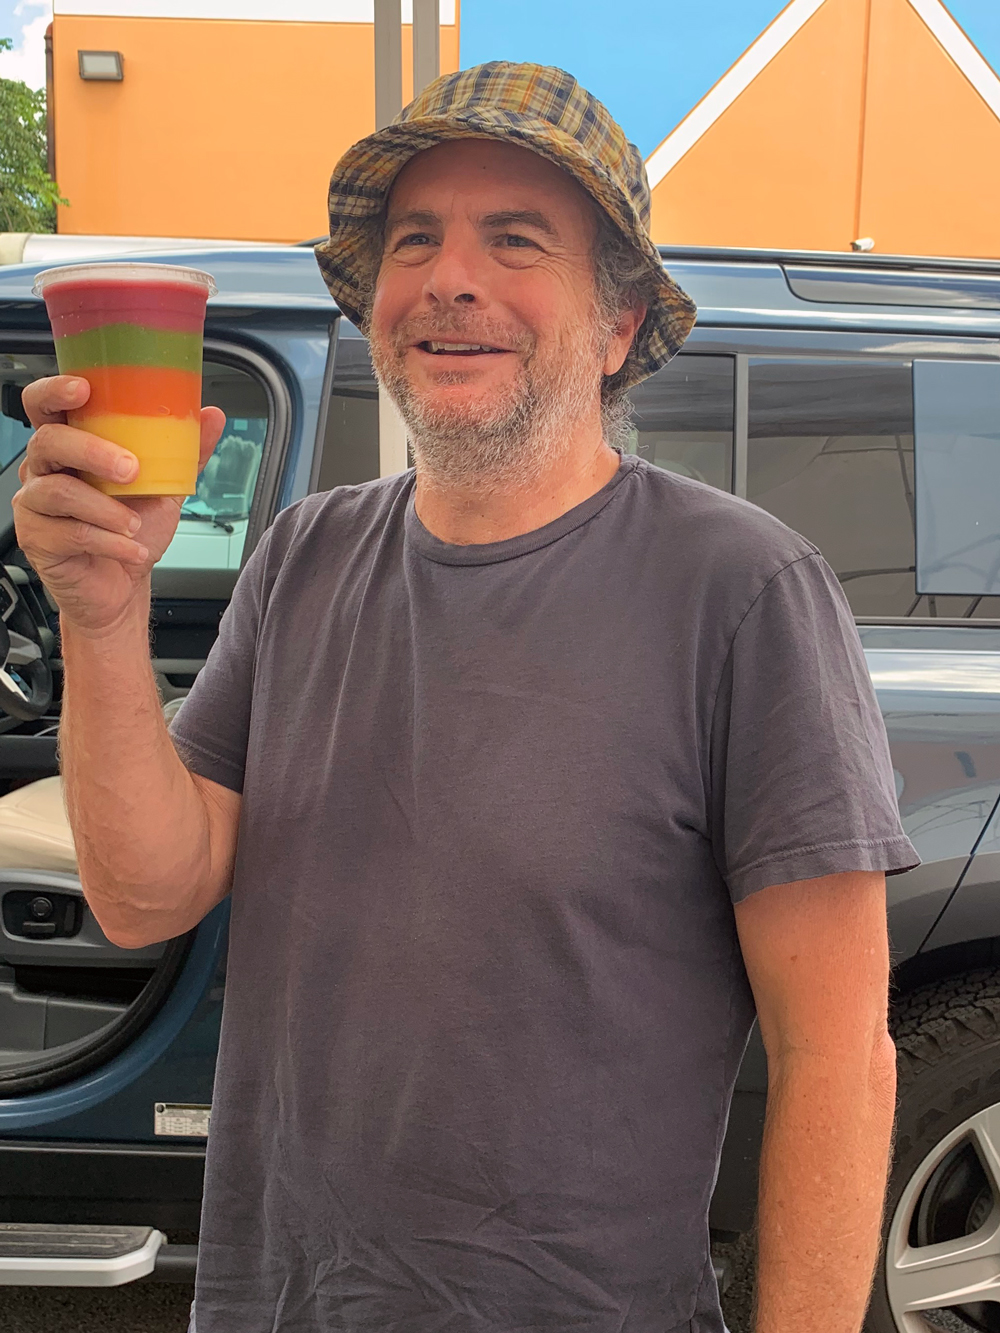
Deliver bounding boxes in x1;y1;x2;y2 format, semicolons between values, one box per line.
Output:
0;571;52;721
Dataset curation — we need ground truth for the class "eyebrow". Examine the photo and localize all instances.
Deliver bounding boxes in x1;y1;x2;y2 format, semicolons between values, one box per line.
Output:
384;207;559;238
385;209;441;234
480;210;558;238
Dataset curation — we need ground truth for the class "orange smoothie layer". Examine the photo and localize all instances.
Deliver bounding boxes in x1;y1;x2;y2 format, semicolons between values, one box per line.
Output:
77;364;201;420
70;411;200;496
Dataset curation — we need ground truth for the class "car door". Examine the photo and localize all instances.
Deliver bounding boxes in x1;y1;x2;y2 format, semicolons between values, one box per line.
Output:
0;331;284;1102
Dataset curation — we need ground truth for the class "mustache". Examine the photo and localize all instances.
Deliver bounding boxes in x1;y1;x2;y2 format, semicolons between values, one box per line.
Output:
388;311;535;354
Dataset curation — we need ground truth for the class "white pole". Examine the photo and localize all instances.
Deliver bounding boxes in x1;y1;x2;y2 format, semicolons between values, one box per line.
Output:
373;0;402;131
412;0;440;96
373;0;410;476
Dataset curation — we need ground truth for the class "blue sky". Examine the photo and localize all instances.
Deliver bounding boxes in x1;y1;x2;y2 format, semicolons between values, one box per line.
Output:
460;0;1000;158
0;0;50;89
0;1;20;39
946;0;1000;67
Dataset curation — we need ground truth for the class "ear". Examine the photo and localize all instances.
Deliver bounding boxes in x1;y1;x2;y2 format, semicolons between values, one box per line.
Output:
602;302;647;377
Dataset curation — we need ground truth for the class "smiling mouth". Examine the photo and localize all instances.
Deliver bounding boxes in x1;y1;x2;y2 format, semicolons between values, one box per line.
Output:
417;341;508;355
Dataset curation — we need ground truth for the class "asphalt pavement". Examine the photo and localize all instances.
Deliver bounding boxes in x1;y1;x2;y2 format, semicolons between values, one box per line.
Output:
3;1236;758;1333
2;1281;194;1332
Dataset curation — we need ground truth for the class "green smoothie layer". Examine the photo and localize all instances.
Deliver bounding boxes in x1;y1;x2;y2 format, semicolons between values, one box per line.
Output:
55;323;203;374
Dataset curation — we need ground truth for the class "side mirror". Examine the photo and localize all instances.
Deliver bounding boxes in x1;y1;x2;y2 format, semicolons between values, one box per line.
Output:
0;383;30;428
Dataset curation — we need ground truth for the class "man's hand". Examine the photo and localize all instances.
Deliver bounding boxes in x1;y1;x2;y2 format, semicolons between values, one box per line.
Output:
13;374;226;634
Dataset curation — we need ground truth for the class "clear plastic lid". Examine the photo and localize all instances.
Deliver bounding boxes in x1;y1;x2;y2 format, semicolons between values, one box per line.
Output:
32;261;218;298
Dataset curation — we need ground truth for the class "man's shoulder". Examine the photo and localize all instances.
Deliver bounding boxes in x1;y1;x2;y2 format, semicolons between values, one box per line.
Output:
625;457;819;585
262;470;414;564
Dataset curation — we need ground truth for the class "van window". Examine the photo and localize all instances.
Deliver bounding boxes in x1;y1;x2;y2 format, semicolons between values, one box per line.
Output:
315;333;379;491
625;354;734;492
747;356;1000;619
747;358;917;617
159;359;267;572
914;359;1000;599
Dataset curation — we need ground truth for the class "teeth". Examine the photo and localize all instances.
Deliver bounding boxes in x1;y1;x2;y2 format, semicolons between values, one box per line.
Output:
427;342;497;353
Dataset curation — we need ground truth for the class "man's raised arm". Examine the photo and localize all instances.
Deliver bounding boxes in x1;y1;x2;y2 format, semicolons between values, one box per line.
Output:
13;374;241;948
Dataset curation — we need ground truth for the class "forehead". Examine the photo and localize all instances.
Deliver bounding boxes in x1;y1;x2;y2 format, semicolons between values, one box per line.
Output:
386;138;597;231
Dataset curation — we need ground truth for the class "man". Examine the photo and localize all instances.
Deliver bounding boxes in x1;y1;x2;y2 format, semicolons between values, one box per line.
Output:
14;64;916;1333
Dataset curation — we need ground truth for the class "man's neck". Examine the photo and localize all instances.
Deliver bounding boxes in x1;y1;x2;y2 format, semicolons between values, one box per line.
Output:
412;433;622;547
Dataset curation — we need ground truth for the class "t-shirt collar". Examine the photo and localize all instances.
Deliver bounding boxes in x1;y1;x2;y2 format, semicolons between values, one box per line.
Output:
405;451;639;567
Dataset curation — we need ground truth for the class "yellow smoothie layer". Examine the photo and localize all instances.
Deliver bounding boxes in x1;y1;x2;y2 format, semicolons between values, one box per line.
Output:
69;411;200;496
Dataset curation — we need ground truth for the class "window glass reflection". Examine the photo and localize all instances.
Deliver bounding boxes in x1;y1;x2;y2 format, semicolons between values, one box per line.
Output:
625;355;734;492
747;359;917;617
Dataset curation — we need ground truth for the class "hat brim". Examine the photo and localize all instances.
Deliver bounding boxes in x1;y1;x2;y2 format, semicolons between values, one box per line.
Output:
315;111;696;389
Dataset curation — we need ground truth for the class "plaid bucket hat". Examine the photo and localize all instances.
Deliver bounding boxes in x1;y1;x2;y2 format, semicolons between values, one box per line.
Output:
314;61;697;389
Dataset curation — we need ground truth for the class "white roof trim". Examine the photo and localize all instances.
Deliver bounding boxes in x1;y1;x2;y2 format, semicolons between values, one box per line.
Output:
645;0;827;189
906;0;1000;121
644;0;1000;191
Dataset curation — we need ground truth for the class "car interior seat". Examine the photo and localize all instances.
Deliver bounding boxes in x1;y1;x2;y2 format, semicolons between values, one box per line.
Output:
0;698;185;1065
196;435;259;517
0;697;186;873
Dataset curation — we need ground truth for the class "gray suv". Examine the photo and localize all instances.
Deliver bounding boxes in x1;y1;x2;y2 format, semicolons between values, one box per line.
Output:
0;243;998;1332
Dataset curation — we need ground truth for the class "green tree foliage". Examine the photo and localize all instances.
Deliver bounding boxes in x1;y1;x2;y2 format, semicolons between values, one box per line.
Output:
0;38;66;232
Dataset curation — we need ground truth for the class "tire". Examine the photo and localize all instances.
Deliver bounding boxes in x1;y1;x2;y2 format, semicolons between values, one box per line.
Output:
866;969;1000;1333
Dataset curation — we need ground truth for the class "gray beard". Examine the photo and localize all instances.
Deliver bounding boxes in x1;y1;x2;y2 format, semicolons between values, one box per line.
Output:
368;314;607;493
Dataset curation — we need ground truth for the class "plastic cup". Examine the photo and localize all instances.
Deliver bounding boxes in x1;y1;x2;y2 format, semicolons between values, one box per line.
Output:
32;262;218;497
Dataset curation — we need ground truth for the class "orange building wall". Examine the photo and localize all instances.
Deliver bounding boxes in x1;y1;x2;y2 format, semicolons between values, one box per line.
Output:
651;0;869;252
52;15;460;242
858;0;1000;256
649;0;1000;258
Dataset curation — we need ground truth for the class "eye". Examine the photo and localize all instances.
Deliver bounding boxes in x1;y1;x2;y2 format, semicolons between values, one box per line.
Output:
499;233;535;248
395;232;434;249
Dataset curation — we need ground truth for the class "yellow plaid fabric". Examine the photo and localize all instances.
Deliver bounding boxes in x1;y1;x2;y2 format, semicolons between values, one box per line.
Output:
315;62;696;386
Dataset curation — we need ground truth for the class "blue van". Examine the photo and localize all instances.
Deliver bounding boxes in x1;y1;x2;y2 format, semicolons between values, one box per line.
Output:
0;244;999;1331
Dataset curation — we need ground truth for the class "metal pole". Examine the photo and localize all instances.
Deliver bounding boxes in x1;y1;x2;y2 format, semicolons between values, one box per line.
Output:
374;0;403;129
412;0;440;97
373;0;409;474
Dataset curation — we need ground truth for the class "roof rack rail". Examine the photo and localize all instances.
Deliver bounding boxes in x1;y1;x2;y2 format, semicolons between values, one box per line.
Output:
656;244;1000;276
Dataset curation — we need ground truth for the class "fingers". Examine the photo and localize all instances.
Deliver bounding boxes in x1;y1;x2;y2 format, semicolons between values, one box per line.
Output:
20;375;91;429
21;470;142;537
198;406;227;471
45;519;149;567
22;388;226;483
21;421;137;487
13;472;149;566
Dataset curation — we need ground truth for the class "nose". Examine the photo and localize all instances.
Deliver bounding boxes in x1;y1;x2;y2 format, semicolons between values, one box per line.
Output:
422;233;487;309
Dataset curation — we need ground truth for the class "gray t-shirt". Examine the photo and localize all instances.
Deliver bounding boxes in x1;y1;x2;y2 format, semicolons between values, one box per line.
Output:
171;453;918;1333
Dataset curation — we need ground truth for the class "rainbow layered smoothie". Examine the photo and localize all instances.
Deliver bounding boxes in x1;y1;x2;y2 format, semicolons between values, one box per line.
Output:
33;262;217;496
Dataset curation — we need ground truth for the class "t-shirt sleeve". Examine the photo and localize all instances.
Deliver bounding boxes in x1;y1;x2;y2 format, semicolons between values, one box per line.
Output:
711;550;920;903
166;526;274;794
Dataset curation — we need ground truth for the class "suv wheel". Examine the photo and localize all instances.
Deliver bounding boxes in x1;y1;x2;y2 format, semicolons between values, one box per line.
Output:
867;969;1000;1332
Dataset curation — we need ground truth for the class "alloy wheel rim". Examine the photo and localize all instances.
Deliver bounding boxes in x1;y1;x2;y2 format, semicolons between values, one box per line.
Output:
886;1102;1000;1331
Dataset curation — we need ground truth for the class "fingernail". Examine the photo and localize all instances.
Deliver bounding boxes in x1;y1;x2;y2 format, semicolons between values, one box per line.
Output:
66;378;87;399
127;514;141;534
116;456;136;481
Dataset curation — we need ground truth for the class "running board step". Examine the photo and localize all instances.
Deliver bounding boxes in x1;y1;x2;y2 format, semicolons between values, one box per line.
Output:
0;1223;164;1286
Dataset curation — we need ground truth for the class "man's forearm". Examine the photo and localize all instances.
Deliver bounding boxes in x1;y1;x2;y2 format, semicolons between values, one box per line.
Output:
752;1033;897;1333
60;586;218;946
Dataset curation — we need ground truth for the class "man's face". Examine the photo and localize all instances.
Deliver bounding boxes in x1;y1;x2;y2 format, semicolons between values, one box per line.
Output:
367;138;621;486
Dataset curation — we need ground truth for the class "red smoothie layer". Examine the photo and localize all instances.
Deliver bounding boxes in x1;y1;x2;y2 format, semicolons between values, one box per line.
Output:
44;279;209;338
